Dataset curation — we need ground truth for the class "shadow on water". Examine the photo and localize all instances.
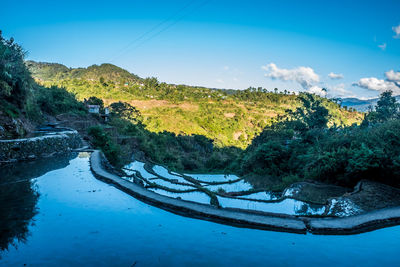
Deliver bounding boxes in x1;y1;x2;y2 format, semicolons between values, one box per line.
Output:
0;153;76;254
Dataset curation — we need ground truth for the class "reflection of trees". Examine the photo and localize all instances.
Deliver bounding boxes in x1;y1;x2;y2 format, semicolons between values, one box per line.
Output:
0;153;74;252
294;201;324;216
295;202;310;215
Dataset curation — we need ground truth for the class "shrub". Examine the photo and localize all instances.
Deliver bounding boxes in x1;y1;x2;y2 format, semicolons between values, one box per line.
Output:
87;126;122;167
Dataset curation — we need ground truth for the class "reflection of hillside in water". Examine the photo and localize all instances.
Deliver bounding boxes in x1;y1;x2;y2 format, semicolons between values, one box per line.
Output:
0;153;75;253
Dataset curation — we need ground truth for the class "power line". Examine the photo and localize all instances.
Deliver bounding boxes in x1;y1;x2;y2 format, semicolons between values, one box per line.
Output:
108;0;197;63
109;0;211;63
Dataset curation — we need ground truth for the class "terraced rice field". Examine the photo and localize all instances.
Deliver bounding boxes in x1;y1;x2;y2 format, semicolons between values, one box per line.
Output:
122;161;326;216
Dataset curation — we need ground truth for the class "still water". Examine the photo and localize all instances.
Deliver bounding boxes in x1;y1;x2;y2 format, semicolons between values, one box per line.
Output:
0;153;399;266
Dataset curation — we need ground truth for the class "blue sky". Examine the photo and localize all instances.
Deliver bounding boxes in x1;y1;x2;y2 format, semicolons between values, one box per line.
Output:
1;0;400;98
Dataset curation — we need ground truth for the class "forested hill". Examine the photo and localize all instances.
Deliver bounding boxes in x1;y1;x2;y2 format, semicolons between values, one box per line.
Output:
27;60;362;148
26;61;142;84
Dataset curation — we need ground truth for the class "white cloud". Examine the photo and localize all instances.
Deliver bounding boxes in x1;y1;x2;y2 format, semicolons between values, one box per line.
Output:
353;77;400;94
223;66;229;71
385;70;400;82
328;83;356;98
262;63;320;90
378;43;387;51
393;24;400;39
216;79;224;84
328;72;344;79
308;85;327;97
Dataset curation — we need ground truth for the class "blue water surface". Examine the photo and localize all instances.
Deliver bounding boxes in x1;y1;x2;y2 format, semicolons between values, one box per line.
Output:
0;153;399;266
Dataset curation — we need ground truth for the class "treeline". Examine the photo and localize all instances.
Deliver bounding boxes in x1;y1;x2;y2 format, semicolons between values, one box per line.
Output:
87;90;400;190
86;97;240;169
0;31;86;135
7;32;396;190
27;60;362;148
235;91;400;189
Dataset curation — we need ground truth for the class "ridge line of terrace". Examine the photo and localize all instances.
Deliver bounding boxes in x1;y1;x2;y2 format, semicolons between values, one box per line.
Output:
0;130;78;143
90;150;400;235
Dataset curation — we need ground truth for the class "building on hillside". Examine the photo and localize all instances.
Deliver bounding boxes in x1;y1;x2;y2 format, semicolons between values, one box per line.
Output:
102;107;110;122
87;105;100;114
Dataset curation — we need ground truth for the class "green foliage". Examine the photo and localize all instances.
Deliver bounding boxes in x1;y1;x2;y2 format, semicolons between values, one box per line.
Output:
27;60;362;148
85;96;104;110
87;126;122;167
285;93;331;131
237;91;400;188
364;90;400;124
109;101;142;123
105;112;241;172
36;86;86;115
24;92;42;122
0;30;32;108
0;32;88;130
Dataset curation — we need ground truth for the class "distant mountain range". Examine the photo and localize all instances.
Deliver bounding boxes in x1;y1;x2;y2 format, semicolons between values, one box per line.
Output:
341;96;400;112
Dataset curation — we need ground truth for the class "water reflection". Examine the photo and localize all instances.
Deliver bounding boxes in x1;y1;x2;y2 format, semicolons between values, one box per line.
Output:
122;160;326;215
1;154;399;266
0;154;74;253
147;188;211;204
183;173;239;183
217;196;326;215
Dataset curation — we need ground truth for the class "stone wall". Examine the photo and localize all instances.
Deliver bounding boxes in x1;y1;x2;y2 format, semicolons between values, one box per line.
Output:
0;131;82;163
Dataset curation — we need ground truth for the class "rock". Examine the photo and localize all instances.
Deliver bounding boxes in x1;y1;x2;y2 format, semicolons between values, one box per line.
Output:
327;198;363;217
0;130;82;163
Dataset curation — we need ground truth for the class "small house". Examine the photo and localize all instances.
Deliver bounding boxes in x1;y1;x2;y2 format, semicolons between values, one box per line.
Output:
87;105;100;114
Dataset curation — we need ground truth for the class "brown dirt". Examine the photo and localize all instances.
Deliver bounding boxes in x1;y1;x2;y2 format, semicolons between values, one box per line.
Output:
224;113;236;118
103;99;200;112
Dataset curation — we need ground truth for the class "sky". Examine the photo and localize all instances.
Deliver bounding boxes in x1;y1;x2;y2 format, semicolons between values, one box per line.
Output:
1;0;400;99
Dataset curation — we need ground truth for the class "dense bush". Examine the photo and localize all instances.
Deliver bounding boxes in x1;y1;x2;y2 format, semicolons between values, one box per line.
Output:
36;86;86;115
1;31;87;126
0;31;32;105
237;91;400;189
87;126;122;167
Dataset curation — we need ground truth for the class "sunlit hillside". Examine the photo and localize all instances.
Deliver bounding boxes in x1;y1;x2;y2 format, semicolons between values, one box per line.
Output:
28;61;363;148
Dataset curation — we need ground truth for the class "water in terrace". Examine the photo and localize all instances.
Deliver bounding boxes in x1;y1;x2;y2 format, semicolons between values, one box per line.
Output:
123;161;155;179
1;153;399;266
124;161;324;214
217;196;325;215
183;173;239;183
147;188;211;205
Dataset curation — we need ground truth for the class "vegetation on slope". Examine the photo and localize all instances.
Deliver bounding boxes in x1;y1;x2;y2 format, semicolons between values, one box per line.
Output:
27;61;362;148
0;31;87;138
2;32;399;191
87;90;400;190
237;91;400;190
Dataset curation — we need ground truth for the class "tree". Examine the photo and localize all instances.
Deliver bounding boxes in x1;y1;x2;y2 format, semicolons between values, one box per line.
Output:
285;93;330;131
99;76;105;85
144;77;159;90
375;90;399;121
0;30;32;107
109;101;142;123
365;90;399;124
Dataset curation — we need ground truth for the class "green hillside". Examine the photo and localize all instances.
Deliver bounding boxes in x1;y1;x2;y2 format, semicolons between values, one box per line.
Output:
0;33;86;139
27;61;363;148
3;34;400;190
